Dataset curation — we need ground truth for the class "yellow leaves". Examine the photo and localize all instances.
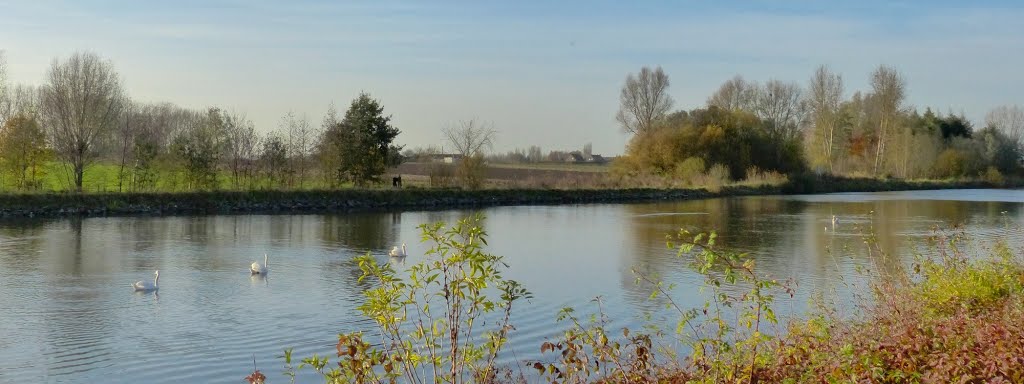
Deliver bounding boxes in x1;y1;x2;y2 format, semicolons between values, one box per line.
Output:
698;124;726;148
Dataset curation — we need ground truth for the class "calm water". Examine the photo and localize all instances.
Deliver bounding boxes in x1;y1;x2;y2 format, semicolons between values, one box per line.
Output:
0;189;1022;383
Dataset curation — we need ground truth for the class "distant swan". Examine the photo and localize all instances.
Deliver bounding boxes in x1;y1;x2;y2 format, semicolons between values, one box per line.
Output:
251;254;268;275
132;270;160;292
389;243;407;258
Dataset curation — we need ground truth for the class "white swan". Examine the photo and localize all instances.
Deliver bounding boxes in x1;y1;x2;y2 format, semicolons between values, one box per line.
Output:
132;270;160;292
389;243;407;258
251;253;268;275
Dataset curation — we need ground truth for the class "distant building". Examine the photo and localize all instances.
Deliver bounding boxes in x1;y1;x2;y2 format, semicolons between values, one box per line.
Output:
427;153;464;164
565;153;585;163
585;154;606;164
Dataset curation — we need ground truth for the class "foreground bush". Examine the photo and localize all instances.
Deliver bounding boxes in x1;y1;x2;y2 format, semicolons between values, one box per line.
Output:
754;233;1024;383
282;215;529;384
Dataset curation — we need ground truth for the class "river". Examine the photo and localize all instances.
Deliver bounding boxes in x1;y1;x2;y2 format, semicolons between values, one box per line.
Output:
0;189;1021;383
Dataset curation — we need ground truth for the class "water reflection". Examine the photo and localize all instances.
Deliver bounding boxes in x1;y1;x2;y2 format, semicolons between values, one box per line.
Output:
619;193;1023;317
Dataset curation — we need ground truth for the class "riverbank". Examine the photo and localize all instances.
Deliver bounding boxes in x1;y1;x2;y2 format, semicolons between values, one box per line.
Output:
0;176;1013;219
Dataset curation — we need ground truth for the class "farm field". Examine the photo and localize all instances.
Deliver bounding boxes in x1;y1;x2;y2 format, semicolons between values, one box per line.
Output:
391;161;611;188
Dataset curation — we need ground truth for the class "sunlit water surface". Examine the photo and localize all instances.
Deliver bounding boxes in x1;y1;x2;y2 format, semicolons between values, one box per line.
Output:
0;189;1021;383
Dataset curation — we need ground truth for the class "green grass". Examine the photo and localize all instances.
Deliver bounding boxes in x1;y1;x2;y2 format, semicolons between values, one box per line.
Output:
0;161;346;193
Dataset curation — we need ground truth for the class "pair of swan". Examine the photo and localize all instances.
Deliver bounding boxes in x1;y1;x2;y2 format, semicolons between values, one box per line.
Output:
132;245;403;291
130;253;268;292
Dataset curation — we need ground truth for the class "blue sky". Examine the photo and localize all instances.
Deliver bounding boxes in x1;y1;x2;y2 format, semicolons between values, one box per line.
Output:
2;0;1022;155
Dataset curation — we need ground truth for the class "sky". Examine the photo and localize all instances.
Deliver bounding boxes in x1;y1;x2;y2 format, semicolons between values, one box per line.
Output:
2;0;1023;156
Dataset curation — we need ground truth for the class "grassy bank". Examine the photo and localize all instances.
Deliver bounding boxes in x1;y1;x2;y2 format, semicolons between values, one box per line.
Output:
254;218;1024;384
0;175;1015;219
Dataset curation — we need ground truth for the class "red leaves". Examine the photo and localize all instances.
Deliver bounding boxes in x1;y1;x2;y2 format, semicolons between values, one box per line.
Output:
758;298;1024;382
244;370;266;384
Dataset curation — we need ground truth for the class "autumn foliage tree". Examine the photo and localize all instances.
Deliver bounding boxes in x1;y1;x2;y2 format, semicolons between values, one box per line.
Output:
617;107;805;181
0;115;50;190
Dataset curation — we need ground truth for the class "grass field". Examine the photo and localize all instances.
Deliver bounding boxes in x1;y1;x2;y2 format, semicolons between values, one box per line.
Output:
488;161;610;173
0;161;343;193
391;161;612;188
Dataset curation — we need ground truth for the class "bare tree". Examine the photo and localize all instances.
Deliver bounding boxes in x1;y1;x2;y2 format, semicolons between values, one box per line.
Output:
985;105;1024;147
283;111;316;188
224;110;259;189
138;102;186;153
616;66;673;134
171;107;226;190
40;52;125;192
442;119;496;189
527;145;543;163
3;85;40;120
261;131;288;187
442;119;496;156
754;79;805;142
0;53;36;127
707;75;756;112
0;50;8;126
869;65;906;176
315;102;339;186
115;101;139;191
806;65;845;172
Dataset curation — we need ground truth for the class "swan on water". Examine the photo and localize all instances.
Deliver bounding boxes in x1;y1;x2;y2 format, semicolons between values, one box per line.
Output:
389;243;407;258
132;270;160;292
251;253;269;275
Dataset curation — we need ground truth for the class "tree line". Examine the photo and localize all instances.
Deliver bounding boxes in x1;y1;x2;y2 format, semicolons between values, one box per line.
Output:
615;65;1024;184
0;51;402;192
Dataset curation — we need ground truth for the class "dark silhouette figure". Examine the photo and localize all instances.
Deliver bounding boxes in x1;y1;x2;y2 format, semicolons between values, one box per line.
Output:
392;175;403;188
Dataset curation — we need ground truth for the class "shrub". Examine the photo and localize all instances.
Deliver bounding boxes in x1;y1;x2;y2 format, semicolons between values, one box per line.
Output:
757;231;1024;383
691;163;730;192
740;166;788;187
933;148;970;178
913;239;1022;314
287;215;530;384
455;153;487;190
984;166;1006;186
673;157;705;185
534;230;792;384
428;162;455;187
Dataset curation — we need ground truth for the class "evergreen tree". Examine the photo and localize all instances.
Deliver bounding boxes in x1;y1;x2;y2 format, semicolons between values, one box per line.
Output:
321;93;402;186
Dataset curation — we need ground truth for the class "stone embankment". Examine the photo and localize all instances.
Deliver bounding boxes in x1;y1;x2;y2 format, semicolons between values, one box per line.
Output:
0;176;1004;219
